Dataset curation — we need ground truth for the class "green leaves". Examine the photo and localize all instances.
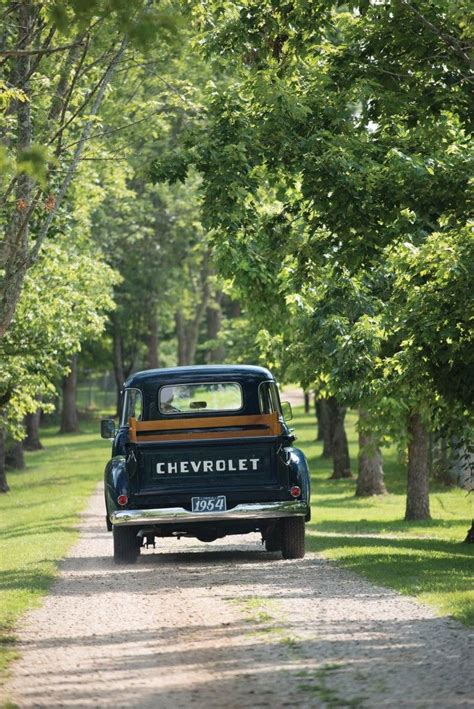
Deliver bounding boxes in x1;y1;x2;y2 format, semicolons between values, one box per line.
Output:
16;145;52;187
162;0;473;440
0;238;119;434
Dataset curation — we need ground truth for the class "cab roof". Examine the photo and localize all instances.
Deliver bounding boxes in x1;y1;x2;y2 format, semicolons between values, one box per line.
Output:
124;364;274;390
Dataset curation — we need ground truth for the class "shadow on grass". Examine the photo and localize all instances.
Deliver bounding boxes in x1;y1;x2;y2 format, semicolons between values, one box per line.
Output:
310;517;470;536
0;566;56;595
1;518;78;540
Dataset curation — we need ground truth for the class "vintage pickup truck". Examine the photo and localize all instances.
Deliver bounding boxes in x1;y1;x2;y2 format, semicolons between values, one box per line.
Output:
101;365;311;563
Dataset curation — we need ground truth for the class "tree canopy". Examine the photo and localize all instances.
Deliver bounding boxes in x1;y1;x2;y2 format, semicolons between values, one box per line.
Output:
0;0;472;515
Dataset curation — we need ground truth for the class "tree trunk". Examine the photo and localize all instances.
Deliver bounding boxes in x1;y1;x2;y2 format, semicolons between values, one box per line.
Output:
175;309;188;366
60;355;79;433
112;319;126;415
0;13;127;342
0;1;33;339
175;252;211;366
229;299;241;318
320;399;334;458
314;397;323;441
205;292;225;363
356;409;387;496
24;408;43;450
6;440;25;470
432;435;459;486
328;396;352;479
405;411;431;520
0;428;9;493
317;398;333;456
304;392;310;414
145;311;160;369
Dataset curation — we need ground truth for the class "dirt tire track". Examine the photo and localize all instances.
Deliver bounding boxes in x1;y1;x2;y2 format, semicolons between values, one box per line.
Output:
2;483;473;708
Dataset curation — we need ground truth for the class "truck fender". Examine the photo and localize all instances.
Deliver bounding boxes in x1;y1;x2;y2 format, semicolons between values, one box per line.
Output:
104;455;127;514
288;446;311;521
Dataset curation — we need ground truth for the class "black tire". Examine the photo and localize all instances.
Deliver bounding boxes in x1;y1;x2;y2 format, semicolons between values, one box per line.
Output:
264;523;282;552
113;525;139;564
281;517;305;559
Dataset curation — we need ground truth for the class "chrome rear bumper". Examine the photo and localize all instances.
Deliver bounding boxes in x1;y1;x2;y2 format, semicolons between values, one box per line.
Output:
111;500;308;526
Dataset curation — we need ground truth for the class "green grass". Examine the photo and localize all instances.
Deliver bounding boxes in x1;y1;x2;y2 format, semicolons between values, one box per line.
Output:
0;419;109;677
293;407;474;625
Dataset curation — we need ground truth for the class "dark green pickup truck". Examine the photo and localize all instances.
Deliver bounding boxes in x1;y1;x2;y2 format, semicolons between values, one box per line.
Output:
101;365;311;563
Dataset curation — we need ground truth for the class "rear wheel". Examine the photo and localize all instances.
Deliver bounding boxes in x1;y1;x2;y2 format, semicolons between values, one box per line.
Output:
113;525;140;564
281;517;305;559
264;523;282;552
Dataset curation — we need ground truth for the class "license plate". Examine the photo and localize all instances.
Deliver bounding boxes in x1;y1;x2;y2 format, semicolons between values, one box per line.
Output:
191;495;227;513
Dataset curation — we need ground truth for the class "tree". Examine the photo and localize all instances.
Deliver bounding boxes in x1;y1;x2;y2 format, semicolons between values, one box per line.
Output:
0;0;181;340
152;0;472;516
356;409;386;497
60;355;79;434
0;237;118;491
23;409;43;451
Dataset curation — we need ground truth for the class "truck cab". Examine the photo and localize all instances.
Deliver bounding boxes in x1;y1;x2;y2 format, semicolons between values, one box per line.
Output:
101;365;311;563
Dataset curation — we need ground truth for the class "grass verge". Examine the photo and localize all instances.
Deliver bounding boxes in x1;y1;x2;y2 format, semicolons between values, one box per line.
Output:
0;420;109;679
293;407;474;625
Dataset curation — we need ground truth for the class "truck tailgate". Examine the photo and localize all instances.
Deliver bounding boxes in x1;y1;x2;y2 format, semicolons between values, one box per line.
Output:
134;438;279;493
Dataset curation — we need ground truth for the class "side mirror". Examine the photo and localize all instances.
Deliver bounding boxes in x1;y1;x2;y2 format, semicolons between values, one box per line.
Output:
100;419;116;440
281;401;293;421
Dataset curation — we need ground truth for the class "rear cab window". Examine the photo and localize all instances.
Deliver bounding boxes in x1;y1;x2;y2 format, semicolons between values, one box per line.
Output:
158;382;243;415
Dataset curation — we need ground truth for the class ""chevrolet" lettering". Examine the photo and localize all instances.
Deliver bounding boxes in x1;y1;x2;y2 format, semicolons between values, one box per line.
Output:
156;458;260;474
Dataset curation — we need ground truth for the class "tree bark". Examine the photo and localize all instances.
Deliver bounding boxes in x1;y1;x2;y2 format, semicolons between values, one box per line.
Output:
111;314;136;414
405;411;431;520
328;396;352;479
304;392;310;414
6;440;25;469
112;319;126;415
314;397;322;441
0;427;9;493
0;1;34;339
0;25;128;341
175;253;211;366
205;292;225;363
145;311;160;369
60;355;79;433
432;435;458;486
356;409;387;496
317;398;333;456
24;408;43;450
175;309;188;366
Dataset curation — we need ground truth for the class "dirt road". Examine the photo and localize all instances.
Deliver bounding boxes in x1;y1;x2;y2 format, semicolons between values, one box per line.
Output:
2;484;473;708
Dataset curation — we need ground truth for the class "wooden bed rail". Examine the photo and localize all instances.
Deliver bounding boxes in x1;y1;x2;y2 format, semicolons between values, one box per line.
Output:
128;413;282;443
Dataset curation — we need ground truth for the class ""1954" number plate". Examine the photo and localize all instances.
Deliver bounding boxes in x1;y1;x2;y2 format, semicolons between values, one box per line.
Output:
191;496;227;513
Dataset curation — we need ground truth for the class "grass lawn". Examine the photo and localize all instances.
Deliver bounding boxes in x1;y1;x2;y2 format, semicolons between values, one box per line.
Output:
0;407;472;681
0;420;110;678
294;407;474;626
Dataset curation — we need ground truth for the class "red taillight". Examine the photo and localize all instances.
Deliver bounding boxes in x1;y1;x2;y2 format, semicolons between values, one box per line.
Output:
290;485;301;498
117;494;128;506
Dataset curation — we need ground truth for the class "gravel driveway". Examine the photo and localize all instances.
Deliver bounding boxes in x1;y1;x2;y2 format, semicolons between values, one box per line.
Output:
2;483;473;708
